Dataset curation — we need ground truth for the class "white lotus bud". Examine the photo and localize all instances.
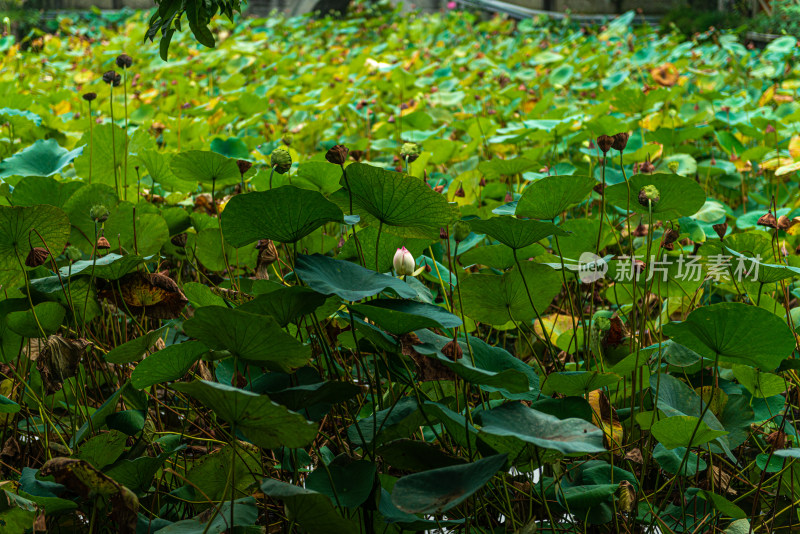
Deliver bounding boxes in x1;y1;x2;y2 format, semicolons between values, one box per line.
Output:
393;247;415;276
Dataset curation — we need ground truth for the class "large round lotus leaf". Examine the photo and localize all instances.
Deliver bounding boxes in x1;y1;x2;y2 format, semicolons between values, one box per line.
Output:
478;402;605;454
169;150;241;186
221;186;343;246
477;157;537;178
662;303;795;370
171;380;318;449
391;454;507;514
651;416;729;449
131;340;207;389
210;137;251;160
238;286;328;327
6;301;66;338
469;217;569;250
305;460;377;509
295;253;417;301
0;205;71;272
62;183;119;253
183;307;311;372
604;173;705;221
343;162;457;239
460;262;561;325
351;298;461;335
73;125;154;190
0;139;83;179
104;203;170;256
12;176;83;208
653;443;707;476
515;175;596;220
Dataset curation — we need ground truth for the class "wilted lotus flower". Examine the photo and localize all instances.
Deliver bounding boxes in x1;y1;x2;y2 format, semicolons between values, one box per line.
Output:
650;63;679;87
393;247;415;276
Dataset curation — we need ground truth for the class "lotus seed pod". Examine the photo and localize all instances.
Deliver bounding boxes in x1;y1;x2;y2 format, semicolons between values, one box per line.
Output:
712;222;728;240
453;220;471;242
637;185;660;207
102;70;121;86
115;53;133;69
325;144;350;165
82;92;97;102
400;142;421;163
271;148;292;174
96;236;111;250
236;159;253;175
25;247;50;268
667;161;680;173
596;135;614;154
90;204;109;223
757;212;778;229
611;132;629;152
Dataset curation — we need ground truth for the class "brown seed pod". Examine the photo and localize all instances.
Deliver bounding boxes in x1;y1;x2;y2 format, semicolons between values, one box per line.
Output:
170;233;188;248
96;236;111;250
102;70;121;86
757;212;778;229
82;92;97;102
325;144;349;165
712;222;728;240
236;159;253;175
25;247;50;268
662;228;680;245
115;53;133;69
611;132;629;152
777;215;797;230
596;135;614;154
441;339;463;361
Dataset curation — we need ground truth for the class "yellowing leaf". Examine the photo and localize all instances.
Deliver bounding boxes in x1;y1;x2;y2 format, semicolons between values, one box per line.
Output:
588;390;624;449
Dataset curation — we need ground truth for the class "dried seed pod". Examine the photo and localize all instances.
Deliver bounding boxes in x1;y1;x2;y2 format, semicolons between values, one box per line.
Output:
170;233;188;248
454;186;465;197
777;215;796;230
596;134;614;154
236;159;253;175
662;228;679;245
25;247;50;268
441;339;463;360
611;132;629;152
102;70;121;86
325;144;349;165
757;212;778;229
712;222;728;240
96;236;111;250
640;158;655;173
439;227;449;240
82;92;97;102
115;53;133;69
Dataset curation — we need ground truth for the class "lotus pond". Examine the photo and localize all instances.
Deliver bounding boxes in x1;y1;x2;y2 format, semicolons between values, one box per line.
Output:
3;5;800;533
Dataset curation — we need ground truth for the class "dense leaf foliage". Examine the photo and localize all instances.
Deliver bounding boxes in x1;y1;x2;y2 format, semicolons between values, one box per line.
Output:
1;4;800;534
